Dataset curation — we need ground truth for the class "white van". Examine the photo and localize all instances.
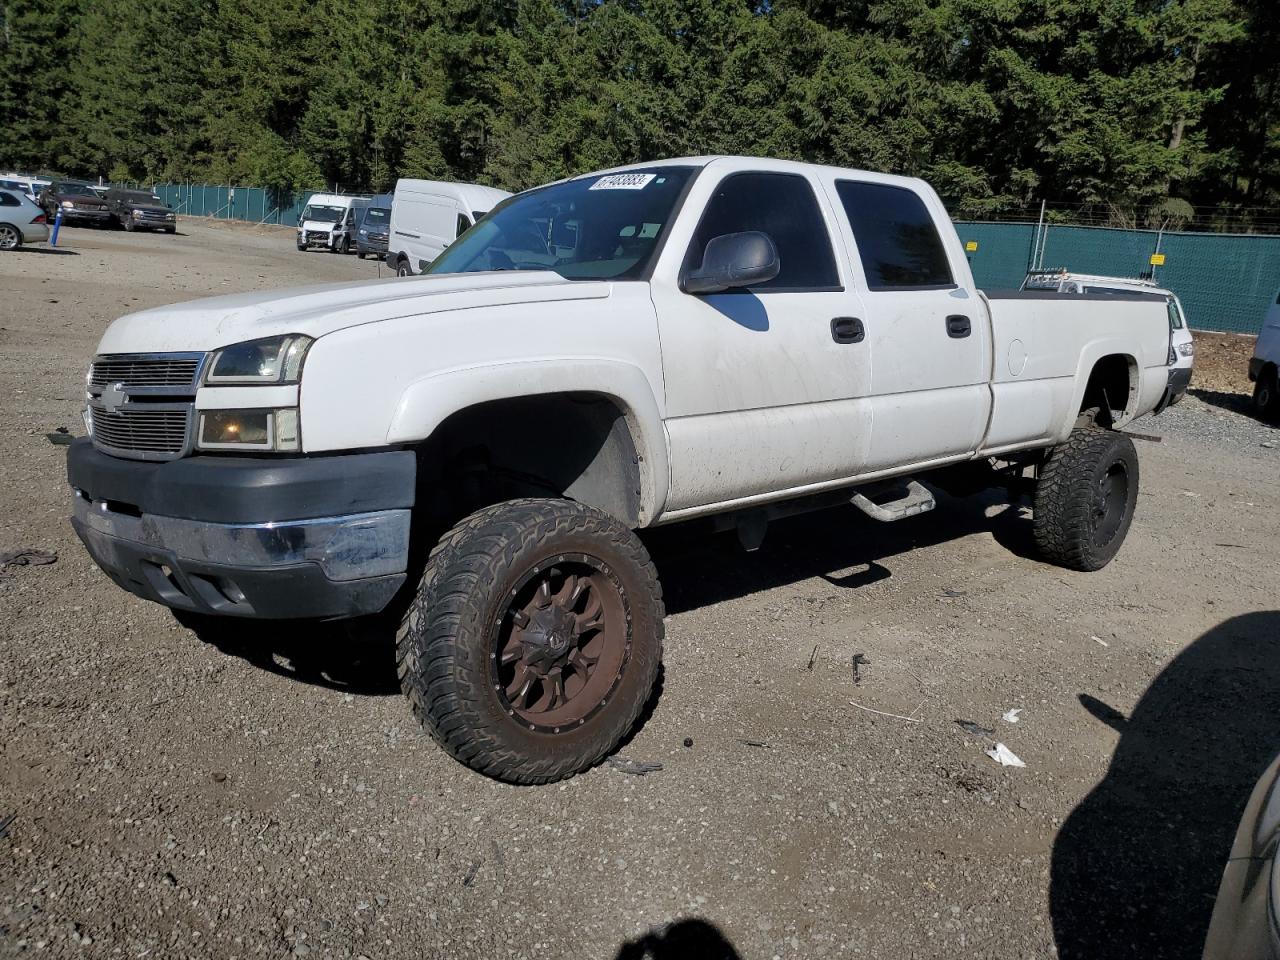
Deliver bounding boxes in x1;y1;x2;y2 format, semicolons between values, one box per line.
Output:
1249;288;1280;422
386;180;511;275
296;193;370;255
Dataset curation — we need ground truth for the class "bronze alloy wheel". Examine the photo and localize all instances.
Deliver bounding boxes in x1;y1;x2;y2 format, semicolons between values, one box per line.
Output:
396;498;664;784
493;556;629;733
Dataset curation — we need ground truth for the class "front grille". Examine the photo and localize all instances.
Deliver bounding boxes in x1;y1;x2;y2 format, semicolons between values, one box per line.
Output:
138;210;171;220
305;230;329;243
90;406;191;456
88;352;204;460
368;232;387;242
90;356;200;389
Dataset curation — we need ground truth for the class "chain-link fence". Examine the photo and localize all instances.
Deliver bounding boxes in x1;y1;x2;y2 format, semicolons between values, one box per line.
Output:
148;183;369;228
956;221;1280;334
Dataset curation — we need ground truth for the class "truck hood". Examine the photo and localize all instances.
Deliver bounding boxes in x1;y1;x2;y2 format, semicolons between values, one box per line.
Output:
96;271;612;354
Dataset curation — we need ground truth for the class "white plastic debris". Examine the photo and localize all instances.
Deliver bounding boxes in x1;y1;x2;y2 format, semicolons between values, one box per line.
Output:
1090;635;1109;647
1002;708;1023;724
985;743;1026;768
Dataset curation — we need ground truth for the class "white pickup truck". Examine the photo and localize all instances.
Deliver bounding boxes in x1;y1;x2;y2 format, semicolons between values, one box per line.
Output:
68;157;1177;783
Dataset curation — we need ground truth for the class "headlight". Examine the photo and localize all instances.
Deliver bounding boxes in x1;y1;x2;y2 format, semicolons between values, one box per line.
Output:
205;334;313;385
1176;342;1195;358
61;200;74;209
131;209;142;218
197;409;300;452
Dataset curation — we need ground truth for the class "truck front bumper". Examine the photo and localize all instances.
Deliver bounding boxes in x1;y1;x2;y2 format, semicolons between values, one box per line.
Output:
67;439;416;620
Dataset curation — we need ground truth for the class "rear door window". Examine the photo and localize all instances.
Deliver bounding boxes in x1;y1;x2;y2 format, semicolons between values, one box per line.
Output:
835;181;954;290
684;172;840;291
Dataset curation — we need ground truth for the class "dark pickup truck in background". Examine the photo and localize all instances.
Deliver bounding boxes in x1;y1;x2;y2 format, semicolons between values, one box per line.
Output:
104;187;177;233
40;180;113;226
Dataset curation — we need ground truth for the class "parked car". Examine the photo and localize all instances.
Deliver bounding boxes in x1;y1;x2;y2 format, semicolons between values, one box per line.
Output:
296;194;369;254
1024;269;1193;407
68;156;1179;784
103;187;177;233
1248;288;1280;423
356;194;392;260
0;173;51;201
39;179;113;226
0;188;49;249
1202;750;1280;958
385;179;510;275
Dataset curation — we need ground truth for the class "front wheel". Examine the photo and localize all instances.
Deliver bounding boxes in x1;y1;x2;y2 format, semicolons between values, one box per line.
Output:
395;257;411;277
396;499;664;784
1033;428;1139;571
122;217;135;231
1253;367;1280;425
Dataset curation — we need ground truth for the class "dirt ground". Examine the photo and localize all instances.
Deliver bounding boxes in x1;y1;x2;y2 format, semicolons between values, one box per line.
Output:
2;219;1279;960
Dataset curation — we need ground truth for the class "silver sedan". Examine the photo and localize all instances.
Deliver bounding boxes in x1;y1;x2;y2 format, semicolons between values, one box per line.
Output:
0;188;51;249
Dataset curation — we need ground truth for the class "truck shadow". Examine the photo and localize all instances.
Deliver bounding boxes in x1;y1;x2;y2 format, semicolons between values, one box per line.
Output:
177;613;402;697
647;487;1035;615
174;488;1034;699
613;917;742;959
1050;610;1280;959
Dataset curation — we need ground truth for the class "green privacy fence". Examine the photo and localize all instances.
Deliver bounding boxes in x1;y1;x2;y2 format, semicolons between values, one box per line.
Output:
142;182;1276;335
956;221;1280;335
148;183;369;228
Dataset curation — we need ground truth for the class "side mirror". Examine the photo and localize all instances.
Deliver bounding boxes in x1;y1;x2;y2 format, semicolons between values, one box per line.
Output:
682;231;780;294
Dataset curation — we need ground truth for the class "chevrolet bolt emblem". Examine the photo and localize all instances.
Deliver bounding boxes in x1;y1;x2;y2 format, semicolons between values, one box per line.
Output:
100;381;129;414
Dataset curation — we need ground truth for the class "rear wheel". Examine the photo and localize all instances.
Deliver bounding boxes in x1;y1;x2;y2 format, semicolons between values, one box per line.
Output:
1033;428;1139;571
1253;367;1280;425
0;223;20;250
396;499;664;784
396;257;411;277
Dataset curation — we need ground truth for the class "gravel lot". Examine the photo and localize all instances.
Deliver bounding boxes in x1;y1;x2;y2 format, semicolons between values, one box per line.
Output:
2;220;1279;959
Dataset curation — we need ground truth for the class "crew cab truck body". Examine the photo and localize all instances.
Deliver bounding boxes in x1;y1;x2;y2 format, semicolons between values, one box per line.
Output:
68;157;1176;784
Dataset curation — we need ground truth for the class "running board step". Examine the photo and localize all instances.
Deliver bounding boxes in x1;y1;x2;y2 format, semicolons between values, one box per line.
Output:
850;479;936;522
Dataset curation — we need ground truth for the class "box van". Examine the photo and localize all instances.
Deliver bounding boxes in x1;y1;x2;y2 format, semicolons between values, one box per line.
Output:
386;180;511;275
296;193;370;255
1249;288;1280;423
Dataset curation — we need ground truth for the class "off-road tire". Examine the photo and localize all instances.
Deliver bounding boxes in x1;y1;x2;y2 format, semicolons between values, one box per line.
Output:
1253;367;1280;424
1033;427;1139;572
396;499;664;784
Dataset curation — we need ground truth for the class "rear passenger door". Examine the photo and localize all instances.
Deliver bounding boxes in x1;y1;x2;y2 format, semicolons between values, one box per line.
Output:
825;179;992;471
653;168;873;514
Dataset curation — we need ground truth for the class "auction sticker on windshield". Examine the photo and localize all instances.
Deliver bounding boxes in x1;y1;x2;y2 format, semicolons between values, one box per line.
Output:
590;173;656;190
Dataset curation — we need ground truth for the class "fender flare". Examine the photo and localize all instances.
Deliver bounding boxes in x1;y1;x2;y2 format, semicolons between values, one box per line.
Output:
387;358;669;524
1060;338;1145;437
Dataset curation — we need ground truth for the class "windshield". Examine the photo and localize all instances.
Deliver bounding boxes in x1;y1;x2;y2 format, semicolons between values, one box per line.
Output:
302;204;344;223
429;167;695;280
57;181;95;194
362;207;390;225
1166;297;1185;329
121;190;161;205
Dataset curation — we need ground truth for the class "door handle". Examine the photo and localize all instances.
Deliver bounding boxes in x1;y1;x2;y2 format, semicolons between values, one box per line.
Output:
946;314;971;338
831;316;865;344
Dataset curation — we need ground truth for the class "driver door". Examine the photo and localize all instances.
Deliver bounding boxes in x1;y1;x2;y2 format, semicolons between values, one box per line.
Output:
648;165;873;515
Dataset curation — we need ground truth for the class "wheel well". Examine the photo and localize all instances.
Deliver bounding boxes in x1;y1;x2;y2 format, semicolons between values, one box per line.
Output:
412;393;643;531
1080;354;1138;427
